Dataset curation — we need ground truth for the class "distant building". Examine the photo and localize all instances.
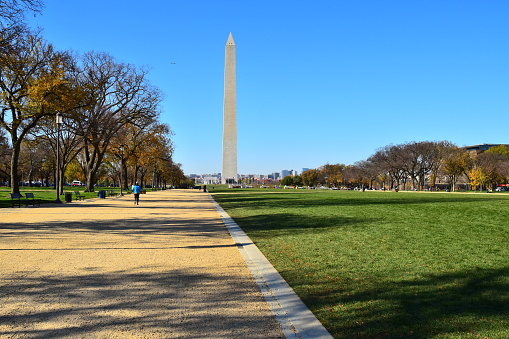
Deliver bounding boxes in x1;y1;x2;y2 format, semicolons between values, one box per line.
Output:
203;174;221;185
281;169;291;178
464;144;509;158
192;173;221;185
302;168;310;173
189;174;201;183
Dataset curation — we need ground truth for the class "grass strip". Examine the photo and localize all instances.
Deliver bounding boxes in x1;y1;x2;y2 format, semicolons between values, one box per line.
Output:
0;187;120;208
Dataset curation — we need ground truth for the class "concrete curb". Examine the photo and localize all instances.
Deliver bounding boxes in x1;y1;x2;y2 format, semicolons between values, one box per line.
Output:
211;197;333;339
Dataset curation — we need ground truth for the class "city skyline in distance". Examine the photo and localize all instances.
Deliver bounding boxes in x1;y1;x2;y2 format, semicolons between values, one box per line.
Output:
189;168;310;179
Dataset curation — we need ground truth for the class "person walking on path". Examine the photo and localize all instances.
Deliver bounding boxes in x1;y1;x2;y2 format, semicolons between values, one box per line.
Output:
132;182;141;205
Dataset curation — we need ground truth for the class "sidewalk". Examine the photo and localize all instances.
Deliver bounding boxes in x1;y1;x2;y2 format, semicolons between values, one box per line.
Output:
0;189;285;338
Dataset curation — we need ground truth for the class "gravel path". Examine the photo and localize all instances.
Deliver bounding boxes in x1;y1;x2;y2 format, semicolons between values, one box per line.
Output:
0;189;284;338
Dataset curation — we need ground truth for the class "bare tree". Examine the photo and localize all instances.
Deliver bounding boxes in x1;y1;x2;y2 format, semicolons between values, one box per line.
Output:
0;0;43;26
352;160;379;189
393;141;446;190
0;0;43;54
0;130;11;182
73;52;161;191
17;138;44;185
33;115;84;194
368;144;407;189
366;141;457;190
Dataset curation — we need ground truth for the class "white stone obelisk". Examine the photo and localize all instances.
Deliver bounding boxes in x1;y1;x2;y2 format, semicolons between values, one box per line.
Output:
222;33;237;184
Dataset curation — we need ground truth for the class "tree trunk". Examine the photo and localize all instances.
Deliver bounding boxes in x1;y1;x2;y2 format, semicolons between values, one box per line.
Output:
140;172;146;188
83;147;100;192
10;141;21;194
85;171;96;192
122;162;128;191
28;168;33;187
134;165;140;185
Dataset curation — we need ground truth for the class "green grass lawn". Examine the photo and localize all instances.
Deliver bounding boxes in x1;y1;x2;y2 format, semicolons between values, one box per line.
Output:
0;187;120;208
212;189;509;338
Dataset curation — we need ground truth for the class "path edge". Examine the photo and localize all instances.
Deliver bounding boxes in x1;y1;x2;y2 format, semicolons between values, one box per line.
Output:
210;196;333;339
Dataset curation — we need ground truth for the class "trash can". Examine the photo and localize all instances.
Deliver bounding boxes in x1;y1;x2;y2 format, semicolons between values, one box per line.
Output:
98;190;106;199
64;192;73;203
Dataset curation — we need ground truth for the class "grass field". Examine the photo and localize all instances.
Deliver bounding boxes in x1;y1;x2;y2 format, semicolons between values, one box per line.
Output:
0;187;116;208
211;188;509;338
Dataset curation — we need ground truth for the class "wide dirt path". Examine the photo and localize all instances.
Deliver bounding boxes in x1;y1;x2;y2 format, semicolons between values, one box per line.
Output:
0;189;284;338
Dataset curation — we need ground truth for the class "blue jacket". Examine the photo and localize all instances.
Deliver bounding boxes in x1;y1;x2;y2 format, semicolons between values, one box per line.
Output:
132;185;141;194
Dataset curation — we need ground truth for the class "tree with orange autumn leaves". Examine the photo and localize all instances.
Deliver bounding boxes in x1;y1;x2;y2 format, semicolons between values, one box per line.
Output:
109;121;175;190
0;33;178;193
0;28;78;193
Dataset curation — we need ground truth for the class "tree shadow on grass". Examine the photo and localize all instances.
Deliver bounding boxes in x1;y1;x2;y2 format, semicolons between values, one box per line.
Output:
290;267;509;338
213;192;499;211
212;193;509;338
231;213;376;236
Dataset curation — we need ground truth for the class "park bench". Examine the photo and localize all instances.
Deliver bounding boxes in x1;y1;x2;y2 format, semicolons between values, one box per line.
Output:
24;192;41;206
10;193;24;207
74;191;85;201
9;192;39;207
108;190;116;197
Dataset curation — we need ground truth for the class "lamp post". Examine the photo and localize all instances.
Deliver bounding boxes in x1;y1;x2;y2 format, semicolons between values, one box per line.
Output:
54;112;63;203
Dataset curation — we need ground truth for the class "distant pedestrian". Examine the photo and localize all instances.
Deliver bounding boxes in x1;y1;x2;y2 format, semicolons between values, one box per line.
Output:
132;182;141;205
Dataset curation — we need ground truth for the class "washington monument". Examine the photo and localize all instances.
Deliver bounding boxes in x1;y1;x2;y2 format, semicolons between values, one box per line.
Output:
222;33;237;184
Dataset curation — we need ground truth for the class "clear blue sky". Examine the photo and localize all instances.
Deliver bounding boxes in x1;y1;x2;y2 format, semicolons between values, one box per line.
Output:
29;1;509;175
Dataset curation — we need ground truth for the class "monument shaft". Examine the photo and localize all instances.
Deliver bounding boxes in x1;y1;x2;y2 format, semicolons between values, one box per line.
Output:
222;33;237;184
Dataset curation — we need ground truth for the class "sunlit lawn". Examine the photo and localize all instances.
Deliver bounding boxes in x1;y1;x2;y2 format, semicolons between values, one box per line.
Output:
0;187;117;208
212;189;509;338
